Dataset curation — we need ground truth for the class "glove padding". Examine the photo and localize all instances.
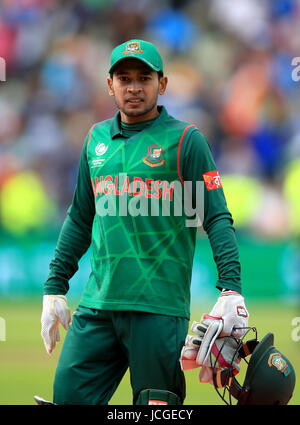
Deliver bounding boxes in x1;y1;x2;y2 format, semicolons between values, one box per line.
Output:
41;295;71;354
180;316;222;371
199;333;241;385
209;290;249;337
180;316;241;384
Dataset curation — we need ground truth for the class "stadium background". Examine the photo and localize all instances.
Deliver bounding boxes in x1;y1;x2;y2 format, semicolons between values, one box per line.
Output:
0;0;300;405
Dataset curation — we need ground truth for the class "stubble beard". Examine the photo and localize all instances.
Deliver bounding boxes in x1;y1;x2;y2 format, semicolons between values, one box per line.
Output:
115;93;159;118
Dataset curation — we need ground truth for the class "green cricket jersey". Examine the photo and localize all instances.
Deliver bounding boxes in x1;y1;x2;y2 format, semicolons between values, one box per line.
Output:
44;106;241;319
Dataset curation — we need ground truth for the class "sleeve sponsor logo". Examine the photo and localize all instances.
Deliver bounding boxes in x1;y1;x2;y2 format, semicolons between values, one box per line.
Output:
202;170;222;191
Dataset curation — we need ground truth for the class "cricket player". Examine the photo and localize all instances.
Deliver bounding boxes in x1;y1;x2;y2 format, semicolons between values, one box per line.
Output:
41;39;249;405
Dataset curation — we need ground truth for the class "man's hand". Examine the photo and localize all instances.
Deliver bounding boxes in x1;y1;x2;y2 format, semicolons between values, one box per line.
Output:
208;290;249;337
180;290;249;371
41;295;71;354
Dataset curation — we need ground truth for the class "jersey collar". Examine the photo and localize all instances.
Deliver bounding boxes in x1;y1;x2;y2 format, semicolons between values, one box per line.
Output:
110;105;168;139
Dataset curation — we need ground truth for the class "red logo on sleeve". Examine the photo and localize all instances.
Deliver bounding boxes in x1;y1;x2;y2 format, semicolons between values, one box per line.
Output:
202;170;222;191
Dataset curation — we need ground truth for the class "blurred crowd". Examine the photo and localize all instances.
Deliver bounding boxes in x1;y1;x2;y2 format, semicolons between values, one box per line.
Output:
1;0;300;239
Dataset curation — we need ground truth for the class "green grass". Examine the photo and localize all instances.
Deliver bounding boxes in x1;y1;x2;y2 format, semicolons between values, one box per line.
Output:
0;299;299;405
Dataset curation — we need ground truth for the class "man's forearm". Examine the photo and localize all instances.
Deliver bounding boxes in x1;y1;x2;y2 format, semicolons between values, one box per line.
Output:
206;217;242;294
44;212;93;295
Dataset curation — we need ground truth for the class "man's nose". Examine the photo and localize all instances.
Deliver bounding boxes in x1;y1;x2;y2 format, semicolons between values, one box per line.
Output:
127;82;142;93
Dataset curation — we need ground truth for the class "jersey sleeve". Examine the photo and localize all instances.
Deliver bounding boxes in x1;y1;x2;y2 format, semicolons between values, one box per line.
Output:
43;132;95;295
180;128;242;294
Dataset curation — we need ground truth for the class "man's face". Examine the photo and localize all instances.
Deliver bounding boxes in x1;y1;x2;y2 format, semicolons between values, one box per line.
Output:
107;59;168;123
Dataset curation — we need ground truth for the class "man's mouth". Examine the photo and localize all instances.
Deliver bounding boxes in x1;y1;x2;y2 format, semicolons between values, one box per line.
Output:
126;98;143;104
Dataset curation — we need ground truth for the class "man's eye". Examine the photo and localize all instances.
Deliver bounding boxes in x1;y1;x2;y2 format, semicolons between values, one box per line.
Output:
119;76;129;81
141;77;150;81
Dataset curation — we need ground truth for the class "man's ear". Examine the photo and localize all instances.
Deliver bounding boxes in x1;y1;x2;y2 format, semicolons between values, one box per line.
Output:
107;76;114;96
159;76;168;96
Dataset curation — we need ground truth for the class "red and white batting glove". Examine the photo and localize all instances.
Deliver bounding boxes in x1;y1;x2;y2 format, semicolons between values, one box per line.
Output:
198;333;241;385
180;316;241;384
209;289;249;337
41;295;71;354
180;316;223;371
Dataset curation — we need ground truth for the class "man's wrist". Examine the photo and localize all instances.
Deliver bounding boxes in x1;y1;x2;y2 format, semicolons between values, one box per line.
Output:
221;288;241;295
43;285;67;296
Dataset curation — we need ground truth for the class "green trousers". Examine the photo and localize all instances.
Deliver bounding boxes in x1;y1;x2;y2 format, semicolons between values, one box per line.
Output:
53;306;189;405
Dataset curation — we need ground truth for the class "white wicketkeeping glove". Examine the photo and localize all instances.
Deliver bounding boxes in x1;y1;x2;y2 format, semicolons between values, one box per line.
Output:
41;295;71;354
209;290;249;337
180;316;223;371
180;316;241;385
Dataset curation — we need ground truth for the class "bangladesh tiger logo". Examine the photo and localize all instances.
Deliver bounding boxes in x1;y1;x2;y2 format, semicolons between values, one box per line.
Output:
123;41;144;55
268;353;291;377
143;145;165;167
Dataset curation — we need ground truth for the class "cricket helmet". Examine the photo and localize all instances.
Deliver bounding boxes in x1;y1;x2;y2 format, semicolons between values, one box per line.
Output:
211;328;296;405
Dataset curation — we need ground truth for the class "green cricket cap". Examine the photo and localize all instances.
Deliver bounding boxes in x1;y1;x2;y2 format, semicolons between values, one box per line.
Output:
109;39;163;75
